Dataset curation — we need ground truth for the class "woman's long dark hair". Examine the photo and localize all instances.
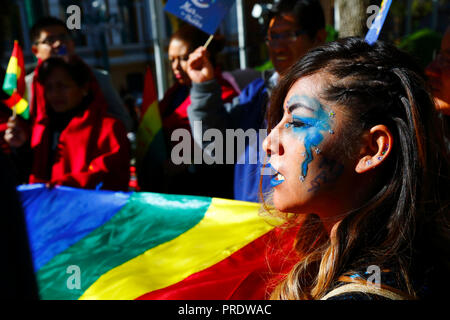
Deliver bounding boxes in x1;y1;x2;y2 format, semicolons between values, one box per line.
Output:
266;37;450;299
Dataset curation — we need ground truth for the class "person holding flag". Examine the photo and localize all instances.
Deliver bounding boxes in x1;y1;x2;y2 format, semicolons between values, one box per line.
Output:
4;55;130;191
138;23;238;196
24;17;132;132
186;0;327;202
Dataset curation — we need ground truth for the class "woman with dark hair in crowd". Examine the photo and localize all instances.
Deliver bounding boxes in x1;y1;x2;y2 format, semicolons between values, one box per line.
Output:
262;37;449;299
5;56;130;191
138;23;238;196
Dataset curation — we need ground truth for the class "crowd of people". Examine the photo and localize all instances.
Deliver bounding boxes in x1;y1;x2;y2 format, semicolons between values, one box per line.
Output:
1;0;449;300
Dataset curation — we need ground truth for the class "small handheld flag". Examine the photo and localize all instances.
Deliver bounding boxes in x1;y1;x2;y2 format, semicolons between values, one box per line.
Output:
365;0;393;45
164;0;235;36
2;41;29;119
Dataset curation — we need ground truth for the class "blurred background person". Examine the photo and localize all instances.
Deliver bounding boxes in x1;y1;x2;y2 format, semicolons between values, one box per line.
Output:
187;0;327;202
426;25;450;116
26;16;133;132
5;56;130;191
138;23;238;197
426;25;450;154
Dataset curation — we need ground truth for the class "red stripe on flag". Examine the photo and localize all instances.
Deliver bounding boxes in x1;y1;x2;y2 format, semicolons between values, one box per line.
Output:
3;91;22;108
136;225;301;300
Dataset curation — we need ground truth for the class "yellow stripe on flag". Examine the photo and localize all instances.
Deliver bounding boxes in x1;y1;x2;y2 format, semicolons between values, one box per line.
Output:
79;198;283;300
136;100;162;160
15;97;28;114
5;56;20;78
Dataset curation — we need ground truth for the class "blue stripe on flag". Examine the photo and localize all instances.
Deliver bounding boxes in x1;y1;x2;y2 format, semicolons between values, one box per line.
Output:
365;0;393;45
17;184;131;271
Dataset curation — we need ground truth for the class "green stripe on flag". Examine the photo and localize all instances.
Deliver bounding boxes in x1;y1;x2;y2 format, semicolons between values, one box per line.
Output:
19;105;30;120
2;73;17;95
36;192;211;300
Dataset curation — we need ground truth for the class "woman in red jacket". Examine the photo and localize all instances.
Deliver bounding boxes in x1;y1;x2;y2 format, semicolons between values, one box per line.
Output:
5;56;130;191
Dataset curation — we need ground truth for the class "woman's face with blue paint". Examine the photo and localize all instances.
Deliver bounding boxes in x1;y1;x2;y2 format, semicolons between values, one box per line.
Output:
263;74;358;217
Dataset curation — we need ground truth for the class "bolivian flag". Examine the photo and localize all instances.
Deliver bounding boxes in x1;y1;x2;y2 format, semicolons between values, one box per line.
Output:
136;67;167;190
2;40;29;120
19;185;299;300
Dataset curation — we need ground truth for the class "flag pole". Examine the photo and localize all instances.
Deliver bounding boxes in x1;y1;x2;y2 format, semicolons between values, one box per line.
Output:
203;34;214;49
12;89;17;118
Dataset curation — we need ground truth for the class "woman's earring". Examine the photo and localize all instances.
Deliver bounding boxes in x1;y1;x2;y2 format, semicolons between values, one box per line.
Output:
381;143;389;155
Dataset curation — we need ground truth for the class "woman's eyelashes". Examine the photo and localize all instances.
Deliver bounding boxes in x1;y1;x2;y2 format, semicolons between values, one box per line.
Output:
285;119;307;129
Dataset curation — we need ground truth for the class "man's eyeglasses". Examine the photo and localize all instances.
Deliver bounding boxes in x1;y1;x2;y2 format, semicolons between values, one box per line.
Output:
265;30;307;45
35;34;71;46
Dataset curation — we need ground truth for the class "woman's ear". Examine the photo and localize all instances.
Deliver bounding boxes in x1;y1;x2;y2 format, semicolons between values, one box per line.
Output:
355;125;393;173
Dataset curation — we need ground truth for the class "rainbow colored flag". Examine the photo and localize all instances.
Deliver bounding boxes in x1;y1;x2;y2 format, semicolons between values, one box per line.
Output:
136;67;167;190
365;0;393;45
19;184;298;300
2;40;29;120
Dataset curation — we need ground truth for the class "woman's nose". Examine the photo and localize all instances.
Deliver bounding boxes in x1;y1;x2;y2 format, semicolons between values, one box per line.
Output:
263;126;284;157
173;58;182;70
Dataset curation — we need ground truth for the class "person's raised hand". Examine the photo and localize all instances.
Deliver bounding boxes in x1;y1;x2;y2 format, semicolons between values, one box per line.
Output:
4;115;28;148
187;46;214;83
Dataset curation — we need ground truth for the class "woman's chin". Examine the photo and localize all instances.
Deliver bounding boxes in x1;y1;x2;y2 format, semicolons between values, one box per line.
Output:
273;195;297;213
175;75;190;86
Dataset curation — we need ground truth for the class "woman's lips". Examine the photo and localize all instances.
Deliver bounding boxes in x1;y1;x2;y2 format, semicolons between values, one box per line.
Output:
269;163;285;187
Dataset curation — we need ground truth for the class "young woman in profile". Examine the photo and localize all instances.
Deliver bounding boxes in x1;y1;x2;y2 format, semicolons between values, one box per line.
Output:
262;37;450;300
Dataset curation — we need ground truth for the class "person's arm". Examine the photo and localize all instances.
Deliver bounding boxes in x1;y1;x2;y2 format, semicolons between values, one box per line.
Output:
186;47;250;150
